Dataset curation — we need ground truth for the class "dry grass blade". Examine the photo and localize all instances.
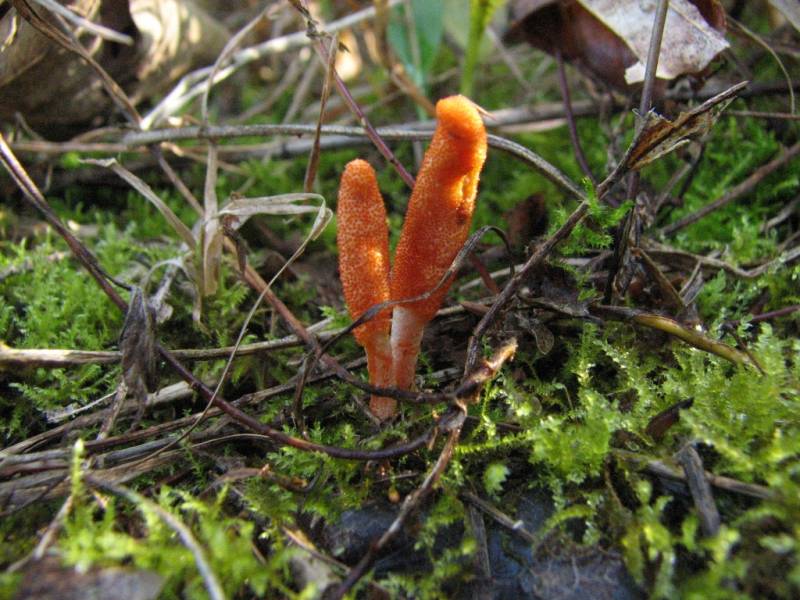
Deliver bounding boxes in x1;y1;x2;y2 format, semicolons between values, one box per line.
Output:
0;347;121;368
83;158;196;246
200;7;270;125
304;33;338;193
219;192;331;220
201;143;223;297
30;0;134;45
141;0;403;129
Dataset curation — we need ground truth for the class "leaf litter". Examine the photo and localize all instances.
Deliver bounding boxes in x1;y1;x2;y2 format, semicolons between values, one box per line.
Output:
1;1;799;599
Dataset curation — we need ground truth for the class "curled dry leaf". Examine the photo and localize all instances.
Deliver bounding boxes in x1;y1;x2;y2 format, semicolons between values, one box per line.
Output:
506;0;637;91
603;81;745;191
578;0;728;85
505;0;727;91
119;286;158;406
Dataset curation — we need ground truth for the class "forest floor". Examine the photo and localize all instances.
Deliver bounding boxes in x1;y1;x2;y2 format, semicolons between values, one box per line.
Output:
1;2;799;599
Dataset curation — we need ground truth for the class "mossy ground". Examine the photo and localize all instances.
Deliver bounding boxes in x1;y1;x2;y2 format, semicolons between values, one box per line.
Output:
2;4;800;599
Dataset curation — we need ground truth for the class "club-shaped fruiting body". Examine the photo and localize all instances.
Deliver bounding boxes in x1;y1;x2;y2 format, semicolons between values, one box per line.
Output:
336;159;395;420
336;95;487;419
390;95;488;390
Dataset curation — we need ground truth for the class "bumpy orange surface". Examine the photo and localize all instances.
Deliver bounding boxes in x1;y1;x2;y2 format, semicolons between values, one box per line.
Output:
390;95;488;322
390;95;487;390
336;159;395;419
337;159;391;343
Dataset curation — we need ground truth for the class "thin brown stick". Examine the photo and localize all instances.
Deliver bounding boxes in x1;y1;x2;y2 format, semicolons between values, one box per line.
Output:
555;48;596;185
662;141;800;235
615;449;773;501
330;339;516;598
676;444;721;537
465;201;589;373
289;0;416;189
303;34;338;192
726;304;800;327
591;305;750;366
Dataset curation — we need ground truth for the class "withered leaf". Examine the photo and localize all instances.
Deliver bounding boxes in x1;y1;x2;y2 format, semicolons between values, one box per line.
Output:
645;398;694;440
506;0;637;91
623;80;746;172
506;0;727;92
578;0;728;84
119;286;158;405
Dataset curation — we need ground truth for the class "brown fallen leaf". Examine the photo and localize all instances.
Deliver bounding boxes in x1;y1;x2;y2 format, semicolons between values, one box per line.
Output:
598;80;746;196
645;398;694;440
506;0;637;91
624;80;745;169
119;286;158;406
577;0;728;85
505;0;727;92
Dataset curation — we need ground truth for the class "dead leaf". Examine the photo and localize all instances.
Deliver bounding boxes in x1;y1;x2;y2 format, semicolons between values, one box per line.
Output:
506;0;637;91
119;286;158;405
646;398;694;440
577;0;728;84
505;0;727;91
218;193;332;224
622;80;745;172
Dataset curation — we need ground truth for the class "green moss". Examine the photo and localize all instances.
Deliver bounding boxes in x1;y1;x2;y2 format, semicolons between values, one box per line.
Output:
2;20;800;598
